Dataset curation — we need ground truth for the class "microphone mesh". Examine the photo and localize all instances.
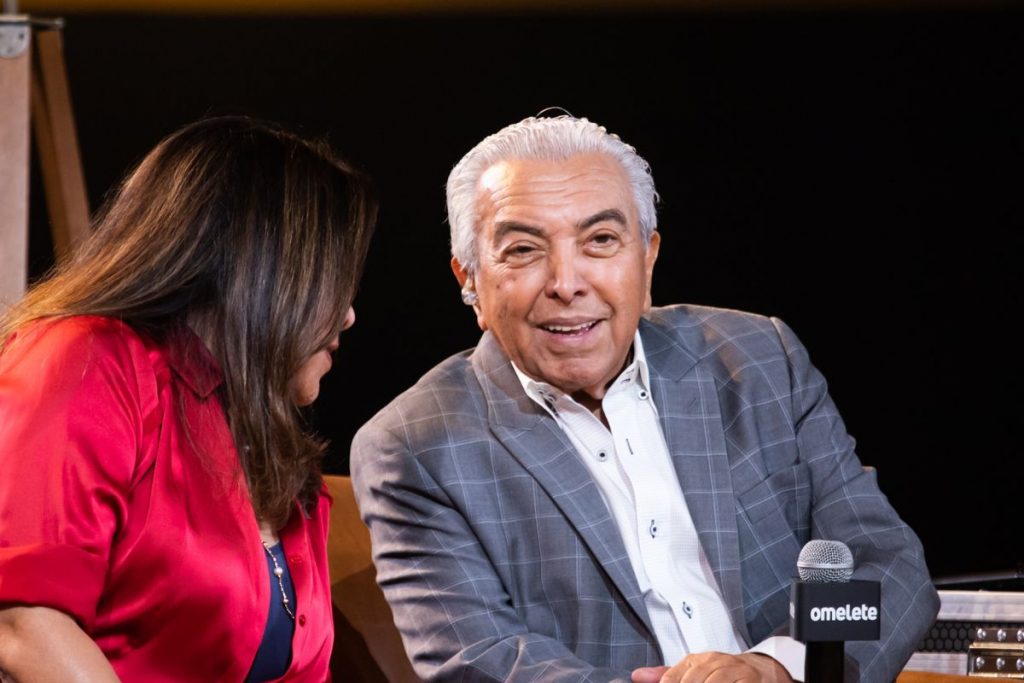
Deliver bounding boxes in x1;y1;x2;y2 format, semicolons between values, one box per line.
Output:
797;540;854;583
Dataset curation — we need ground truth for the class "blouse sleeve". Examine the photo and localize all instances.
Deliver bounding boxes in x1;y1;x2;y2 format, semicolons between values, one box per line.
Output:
0;317;156;630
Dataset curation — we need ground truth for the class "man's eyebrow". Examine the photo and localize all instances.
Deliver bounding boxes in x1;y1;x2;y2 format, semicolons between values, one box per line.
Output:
493;221;544;245
577;209;627;230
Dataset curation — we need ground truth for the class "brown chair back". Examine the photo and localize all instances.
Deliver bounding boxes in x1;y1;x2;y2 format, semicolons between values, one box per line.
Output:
324;474;421;683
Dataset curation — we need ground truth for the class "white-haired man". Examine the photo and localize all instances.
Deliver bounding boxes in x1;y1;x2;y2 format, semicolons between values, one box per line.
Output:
351;116;938;682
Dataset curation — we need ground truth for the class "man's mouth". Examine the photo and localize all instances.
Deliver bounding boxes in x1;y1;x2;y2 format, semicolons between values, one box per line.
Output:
539;320;600;335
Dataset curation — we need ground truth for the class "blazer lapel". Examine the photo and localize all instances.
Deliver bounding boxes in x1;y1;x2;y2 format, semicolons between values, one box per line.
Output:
640;319;751;646
471;332;657;641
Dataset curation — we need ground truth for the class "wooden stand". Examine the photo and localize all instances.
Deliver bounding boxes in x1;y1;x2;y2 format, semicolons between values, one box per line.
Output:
0;15;88;310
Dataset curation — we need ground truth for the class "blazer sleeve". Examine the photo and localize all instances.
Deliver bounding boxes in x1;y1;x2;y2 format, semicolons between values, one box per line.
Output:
350;422;633;683
771;317;939;681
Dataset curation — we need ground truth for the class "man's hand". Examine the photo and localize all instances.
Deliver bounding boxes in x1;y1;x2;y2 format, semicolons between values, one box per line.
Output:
632;651;793;683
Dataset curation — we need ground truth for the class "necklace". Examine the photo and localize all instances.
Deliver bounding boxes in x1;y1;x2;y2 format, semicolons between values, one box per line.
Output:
262;541;295;621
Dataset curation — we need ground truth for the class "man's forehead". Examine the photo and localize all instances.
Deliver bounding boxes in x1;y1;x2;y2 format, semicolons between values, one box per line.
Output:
475;153;635;221
479;160;514;194
479;152;627;184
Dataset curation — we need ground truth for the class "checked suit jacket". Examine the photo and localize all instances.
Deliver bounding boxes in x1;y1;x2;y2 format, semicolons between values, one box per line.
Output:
350;305;939;682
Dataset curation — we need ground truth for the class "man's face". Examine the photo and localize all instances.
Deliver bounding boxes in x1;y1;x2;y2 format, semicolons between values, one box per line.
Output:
453;152;659;402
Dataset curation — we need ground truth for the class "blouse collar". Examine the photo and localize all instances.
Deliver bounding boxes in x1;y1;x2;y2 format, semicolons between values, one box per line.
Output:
162;325;224;398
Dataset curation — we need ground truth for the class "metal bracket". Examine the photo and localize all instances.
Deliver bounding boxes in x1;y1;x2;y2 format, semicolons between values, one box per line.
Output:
969;628;1024;677
0;17;29;59
968;644;1024;677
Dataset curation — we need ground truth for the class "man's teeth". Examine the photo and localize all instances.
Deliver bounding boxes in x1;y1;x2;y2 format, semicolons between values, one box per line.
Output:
543;321;596;333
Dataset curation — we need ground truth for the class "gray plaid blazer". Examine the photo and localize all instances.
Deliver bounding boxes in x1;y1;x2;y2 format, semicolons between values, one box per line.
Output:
350;305;938;682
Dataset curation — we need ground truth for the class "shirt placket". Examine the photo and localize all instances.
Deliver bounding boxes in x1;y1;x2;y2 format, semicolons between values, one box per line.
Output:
521;361;740;661
613;374;722;658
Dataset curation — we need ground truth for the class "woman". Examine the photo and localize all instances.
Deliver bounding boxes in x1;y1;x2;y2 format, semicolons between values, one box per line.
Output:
0;116;375;681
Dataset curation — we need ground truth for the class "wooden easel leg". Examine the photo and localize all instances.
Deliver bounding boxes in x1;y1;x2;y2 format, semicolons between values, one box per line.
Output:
31;25;89;262
0;20;30;309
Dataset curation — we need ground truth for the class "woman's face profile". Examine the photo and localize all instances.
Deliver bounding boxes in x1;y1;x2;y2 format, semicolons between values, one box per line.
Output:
290;307;355;406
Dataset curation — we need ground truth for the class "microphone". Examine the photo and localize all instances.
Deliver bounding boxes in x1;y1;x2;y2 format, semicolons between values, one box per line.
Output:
790;541;880;683
798;540;854;583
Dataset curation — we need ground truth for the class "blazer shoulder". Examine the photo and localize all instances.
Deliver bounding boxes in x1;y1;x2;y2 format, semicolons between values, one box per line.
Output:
647;302;784;354
353;347;488;449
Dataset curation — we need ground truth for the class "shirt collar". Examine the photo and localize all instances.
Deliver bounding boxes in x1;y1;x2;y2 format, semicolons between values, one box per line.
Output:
512;329;651;410
162;325;224;398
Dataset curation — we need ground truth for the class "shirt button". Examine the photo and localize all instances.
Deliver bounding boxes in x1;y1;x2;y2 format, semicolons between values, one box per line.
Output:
649;519;658;537
638;389;649;400
298;614;307;627
596;450;608;461
682;602;694;618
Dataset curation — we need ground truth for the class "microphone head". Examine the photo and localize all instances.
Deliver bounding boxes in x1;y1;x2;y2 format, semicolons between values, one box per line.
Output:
797;540;854;583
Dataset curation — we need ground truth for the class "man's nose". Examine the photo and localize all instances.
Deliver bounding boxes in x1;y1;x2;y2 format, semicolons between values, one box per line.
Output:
544;249;588;303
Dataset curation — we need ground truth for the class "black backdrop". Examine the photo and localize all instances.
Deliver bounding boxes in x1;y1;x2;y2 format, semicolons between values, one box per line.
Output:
26;7;1022;579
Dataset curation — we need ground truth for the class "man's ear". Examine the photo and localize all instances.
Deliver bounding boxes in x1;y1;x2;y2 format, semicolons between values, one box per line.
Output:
451;256;470;289
642;231;661;313
450;257;487;331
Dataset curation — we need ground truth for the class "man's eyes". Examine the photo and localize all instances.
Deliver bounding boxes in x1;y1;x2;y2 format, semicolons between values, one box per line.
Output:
497;232;620;261
589;232;619;245
504;244;537;256
585;231;623;253
499;243;541;262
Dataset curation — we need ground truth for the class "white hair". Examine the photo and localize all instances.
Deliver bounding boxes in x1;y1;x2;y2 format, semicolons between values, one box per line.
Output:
446;115;659;273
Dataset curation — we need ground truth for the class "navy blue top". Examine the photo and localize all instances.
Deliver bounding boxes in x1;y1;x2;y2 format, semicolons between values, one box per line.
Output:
246;542;296;682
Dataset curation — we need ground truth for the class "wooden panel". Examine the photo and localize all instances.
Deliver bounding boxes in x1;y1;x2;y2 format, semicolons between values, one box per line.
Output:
898;672;975;683
31;26;89;261
0;25;30;310
17;0;1011;14
324;474;422;683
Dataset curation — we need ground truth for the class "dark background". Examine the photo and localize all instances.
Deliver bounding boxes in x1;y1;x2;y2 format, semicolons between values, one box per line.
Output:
26;6;1022;579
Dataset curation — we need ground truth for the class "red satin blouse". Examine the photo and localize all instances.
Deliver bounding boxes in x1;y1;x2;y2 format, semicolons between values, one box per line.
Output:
0;316;333;682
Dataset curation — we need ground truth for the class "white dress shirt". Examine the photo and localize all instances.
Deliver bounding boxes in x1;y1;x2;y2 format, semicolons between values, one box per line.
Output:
513;331;805;680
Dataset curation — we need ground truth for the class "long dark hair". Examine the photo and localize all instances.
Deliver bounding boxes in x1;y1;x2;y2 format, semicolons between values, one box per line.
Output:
1;116;376;528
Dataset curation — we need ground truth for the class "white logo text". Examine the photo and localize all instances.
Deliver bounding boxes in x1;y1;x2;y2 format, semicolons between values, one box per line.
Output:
809;604;879;622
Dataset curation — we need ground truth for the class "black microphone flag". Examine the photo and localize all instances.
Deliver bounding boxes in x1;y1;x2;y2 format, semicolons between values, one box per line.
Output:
790;540;881;682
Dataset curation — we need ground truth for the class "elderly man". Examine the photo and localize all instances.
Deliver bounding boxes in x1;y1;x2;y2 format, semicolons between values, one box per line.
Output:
350;116;938;682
